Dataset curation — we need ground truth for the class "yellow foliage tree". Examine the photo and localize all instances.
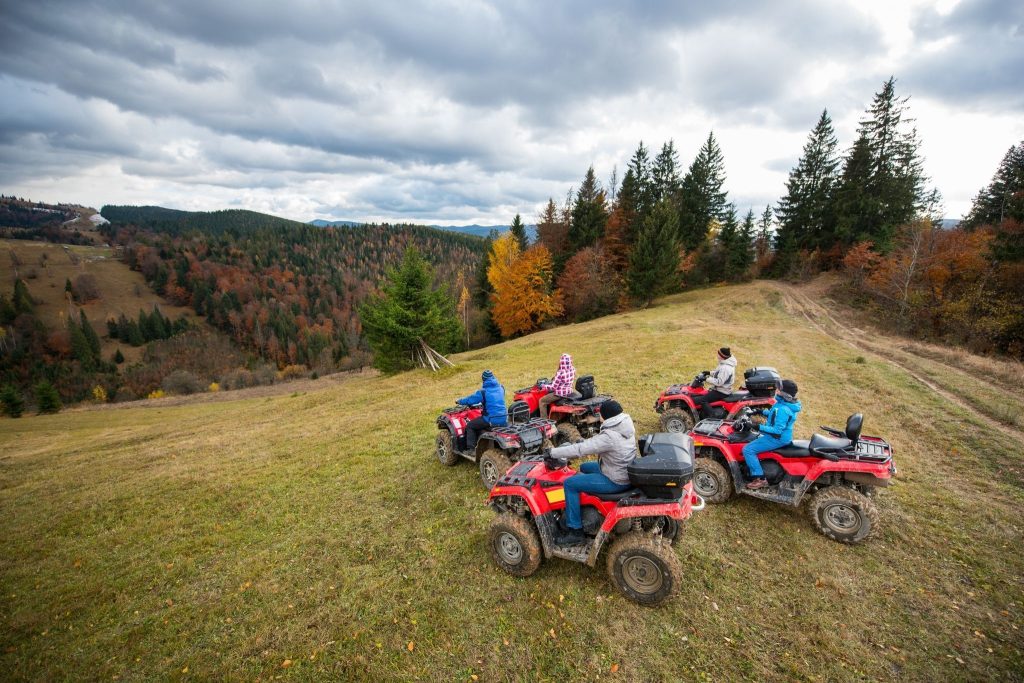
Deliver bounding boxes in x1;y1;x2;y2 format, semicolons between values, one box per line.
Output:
487;234;563;338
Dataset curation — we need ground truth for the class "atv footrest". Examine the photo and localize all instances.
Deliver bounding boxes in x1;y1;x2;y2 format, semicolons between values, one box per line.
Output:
550;544;592;563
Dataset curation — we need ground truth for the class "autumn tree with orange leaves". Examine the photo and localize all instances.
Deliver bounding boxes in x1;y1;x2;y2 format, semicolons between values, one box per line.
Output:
487;234;562;338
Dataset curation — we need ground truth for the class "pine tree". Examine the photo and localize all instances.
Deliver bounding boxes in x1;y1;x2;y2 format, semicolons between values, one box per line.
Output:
835;78;930;250
106;318;119;339
625;142;655;222
12;279;33;314
775;110;841;252
678;132;728;251
126;320;145;346
79;310;101;359
509;214;529;252
963;141;1024;229
568;167;608;251
627;199;680;306
1;384;24;418
138;309;153;341
756;205;774;262
652;140;681;203
717;205;740;280
359;247;464;372
729;209;756;279
113;348;125;364
35;380;62;414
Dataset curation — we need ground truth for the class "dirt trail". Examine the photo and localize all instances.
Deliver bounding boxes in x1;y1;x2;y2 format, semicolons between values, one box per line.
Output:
775;280;1024;441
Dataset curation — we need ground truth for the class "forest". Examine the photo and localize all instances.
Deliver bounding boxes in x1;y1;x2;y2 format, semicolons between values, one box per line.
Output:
461;78;1023;359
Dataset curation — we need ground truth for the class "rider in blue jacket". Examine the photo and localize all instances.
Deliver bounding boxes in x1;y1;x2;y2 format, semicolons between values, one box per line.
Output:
742;379;801;490
456;369;507;452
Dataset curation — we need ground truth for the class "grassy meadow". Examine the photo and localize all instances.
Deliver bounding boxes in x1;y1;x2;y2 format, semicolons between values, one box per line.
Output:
1;282;1022;681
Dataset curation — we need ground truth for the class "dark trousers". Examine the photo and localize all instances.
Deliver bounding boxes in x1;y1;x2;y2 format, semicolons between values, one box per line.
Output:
692;389;729;419
465;416;490;451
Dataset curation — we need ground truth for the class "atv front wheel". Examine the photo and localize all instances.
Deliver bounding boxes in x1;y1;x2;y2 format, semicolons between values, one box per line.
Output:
435;430;459;467
489;513;542;577
693;457;733;503
479;448;513;490
659;407;694;434
555;423;583;445
606;532;682;607
807;486;880;544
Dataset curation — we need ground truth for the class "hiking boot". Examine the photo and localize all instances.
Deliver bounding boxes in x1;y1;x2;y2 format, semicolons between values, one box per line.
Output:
555;528;586;547
746;478;768;490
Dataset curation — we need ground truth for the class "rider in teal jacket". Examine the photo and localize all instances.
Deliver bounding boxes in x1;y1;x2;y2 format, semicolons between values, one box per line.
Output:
742;379;801;489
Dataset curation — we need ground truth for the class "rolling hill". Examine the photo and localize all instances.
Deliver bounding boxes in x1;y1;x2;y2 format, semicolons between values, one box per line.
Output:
1;281;1021;680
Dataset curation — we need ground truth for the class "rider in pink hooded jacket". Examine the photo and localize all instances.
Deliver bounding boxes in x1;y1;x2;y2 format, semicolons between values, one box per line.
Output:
539;353;576;418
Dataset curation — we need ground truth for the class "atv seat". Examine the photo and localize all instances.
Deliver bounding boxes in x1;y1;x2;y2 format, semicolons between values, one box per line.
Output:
809;433;852;453
720;391;751;402
559;391;583;401
774;440;811;457
588;487;642;501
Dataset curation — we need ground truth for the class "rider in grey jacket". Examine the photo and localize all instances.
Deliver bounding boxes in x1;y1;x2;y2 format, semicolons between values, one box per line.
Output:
693;347;736;419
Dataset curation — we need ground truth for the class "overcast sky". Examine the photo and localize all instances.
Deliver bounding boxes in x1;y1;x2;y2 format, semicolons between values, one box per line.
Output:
1;0;1021;225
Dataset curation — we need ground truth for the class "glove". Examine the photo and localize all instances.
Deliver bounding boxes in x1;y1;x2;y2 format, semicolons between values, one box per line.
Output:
544;455;565;470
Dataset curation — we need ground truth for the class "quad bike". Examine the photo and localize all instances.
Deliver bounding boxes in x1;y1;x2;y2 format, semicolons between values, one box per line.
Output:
487;433;705;607
654;366;780;433
513;374;612;444
435;400;558;490
688;410;896;544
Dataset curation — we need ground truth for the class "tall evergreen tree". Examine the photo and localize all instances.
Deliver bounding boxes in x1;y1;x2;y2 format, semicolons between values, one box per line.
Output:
962;140;1024;230
568;167;608;251
360;247;464;372
775;110;841;252
509;214;529;252
12;279;32;314
627;199;680;306
79;310;101;359
652;140;681;203
731;209;756;279
835;77;929;250
625;142;655;222
756;205;774;263
678;132;728;251
69;316;94;369
832;133;877;246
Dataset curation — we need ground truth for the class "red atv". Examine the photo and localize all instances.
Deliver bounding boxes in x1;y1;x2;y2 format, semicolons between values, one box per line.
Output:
435;400;558;490
487;433;704;606
689;411;896;544
513;374;612;444
654;366;780;433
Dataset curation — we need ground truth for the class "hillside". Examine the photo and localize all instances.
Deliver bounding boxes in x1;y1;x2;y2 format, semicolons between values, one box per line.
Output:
98;205;487;370
1;282;1022;681
2;238;212;367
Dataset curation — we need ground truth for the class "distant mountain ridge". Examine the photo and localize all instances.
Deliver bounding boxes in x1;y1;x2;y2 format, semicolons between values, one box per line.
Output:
309;218;537;240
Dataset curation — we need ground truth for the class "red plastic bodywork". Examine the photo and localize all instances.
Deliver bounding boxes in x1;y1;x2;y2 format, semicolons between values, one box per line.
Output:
655;382;774;418
691;420;894;483
513;384;599;420
443;405;483;437
488;460;698;530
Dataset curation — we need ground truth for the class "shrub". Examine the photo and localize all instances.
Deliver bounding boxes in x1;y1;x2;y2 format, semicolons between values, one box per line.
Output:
161;370;203;396
73;273;101;302
146;389;165;400
220;368;253;390
35;380;62;414
92;385;108;403
251;364;277;386
113;348;124;364
277;364;307;381
208;382;220;392
1;385;24;418
113;387;138;403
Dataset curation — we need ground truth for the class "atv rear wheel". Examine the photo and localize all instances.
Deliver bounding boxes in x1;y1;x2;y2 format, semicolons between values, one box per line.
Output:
479;448;513;490
489;513;542;577
606;532;682;607
555;423;583;445
808;485;880;544
659;407;694;434
693;457;733;503
435;430;459;467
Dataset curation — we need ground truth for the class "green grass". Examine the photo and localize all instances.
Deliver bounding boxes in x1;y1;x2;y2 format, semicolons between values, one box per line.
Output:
1;283;1022;681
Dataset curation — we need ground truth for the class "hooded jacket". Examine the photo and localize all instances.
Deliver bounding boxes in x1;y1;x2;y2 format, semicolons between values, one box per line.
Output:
549;413;638;485
708;355;737;394
759;395;802;443
457;371;508;426
549;354;576;397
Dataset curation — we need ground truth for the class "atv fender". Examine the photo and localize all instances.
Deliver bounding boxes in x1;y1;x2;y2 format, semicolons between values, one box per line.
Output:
436;415;458;438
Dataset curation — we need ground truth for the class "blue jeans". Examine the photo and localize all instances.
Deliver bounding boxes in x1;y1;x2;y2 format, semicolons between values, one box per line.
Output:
741;435;790;478
563;461;630;530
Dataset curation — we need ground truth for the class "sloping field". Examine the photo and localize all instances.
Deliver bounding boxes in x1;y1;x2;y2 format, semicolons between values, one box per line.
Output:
1;282;1021;681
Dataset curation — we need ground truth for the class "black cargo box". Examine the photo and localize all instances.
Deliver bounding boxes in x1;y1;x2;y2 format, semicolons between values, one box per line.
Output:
628;433;695;499
575;374;596;400
743;366;781;397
